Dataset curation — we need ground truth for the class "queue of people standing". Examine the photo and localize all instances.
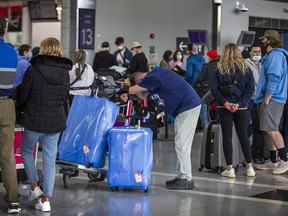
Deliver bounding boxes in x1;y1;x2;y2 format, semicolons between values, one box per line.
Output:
1;13;288;213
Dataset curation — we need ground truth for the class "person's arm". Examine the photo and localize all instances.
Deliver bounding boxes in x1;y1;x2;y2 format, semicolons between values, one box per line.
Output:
130;74;161;99
128;55;137;74
16;67;33;107
129;85;149;100
265;52;285;103
240;68;255;108
14;60;30;87
211;69;226;106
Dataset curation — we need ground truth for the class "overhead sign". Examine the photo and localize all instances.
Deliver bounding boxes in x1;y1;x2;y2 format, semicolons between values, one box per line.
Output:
78;8;95;50
176;37;190;55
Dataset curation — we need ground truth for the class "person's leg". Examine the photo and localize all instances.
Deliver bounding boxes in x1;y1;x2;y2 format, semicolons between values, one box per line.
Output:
260;101;287;161
219;109;233;166
233;110;256;176
251;104;265;163
22;129;41;186
167;106;200;189
234;110;253;164
175;106;201;180
40;133;60;199
0;100;18;203
259;101;288;174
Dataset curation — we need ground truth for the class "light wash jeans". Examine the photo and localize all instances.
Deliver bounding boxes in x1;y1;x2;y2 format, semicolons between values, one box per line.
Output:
22;129;60;198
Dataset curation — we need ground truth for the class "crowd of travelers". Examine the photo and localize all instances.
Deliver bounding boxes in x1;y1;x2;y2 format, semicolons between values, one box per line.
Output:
0;15;288;213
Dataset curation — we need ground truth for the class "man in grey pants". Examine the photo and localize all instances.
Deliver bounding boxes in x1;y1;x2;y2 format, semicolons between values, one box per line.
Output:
129;67;201;190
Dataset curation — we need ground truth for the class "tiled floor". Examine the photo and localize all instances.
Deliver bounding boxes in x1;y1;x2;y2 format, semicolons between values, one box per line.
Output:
1;130;288;215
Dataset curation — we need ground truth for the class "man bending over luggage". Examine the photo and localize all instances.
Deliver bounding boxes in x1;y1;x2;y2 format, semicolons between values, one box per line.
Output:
129;68;201;190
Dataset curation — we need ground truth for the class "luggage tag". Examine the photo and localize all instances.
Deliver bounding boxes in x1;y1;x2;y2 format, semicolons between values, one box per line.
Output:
134;171;144;183
83;144;91;167
83;144;90;155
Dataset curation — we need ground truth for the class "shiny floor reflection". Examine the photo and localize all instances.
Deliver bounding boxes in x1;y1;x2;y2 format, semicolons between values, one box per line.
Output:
0;129;288;215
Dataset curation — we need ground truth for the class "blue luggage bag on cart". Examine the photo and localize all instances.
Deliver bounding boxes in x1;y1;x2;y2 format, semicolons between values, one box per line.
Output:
108;127;153;192
58;96;119;168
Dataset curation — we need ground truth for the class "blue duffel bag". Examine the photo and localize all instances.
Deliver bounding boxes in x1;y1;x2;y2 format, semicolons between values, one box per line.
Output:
107;127;153;192
58;96;119;168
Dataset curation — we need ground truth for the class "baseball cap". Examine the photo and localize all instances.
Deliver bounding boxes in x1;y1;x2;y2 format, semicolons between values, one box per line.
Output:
131;41;143;50
207;49;219;59
259;30;281;42
101;41;110;48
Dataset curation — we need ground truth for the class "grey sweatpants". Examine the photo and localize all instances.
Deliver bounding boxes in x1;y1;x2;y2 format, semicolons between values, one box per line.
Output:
174;105;201;181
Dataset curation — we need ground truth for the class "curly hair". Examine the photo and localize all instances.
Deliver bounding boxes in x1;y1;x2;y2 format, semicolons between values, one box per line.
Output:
40;37;64;57
218;43;248;74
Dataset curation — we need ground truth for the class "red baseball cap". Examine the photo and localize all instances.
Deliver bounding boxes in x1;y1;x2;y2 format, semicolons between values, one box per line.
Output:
207;49;219;59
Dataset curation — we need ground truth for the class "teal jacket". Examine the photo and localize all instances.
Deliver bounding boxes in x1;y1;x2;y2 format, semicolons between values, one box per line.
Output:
255;48;288;104
186;54;205;85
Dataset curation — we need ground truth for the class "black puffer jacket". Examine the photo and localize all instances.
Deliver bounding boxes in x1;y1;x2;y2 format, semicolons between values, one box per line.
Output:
17;55;73;133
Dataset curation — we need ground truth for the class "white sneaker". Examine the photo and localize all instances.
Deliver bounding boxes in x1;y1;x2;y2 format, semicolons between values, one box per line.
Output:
35;199;51;212
246;166;256;177
7;202;21;214
273;160;288;175
221;168;236;178
30;186;43;201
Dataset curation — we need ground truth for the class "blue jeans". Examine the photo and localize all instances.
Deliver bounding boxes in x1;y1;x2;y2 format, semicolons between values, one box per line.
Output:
22;129;60;198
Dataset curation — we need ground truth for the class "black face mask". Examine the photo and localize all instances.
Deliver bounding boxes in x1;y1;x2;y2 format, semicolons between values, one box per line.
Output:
260;41;270;55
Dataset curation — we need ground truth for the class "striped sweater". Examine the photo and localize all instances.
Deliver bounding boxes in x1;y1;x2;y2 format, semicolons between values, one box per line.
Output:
0;37;17;96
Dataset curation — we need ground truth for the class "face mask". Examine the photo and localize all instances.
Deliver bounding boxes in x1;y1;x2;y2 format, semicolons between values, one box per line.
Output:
176;54;182;61
23;51;32;60
252;55;261;62
260;41;270;54
118;45;124;50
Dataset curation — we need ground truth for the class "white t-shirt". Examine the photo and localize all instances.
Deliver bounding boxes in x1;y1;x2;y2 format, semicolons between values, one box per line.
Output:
69;64;95;96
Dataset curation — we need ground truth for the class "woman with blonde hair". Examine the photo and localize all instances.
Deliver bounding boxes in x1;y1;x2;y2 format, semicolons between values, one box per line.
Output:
211;43;256;178
69;49;95;97
17;37;72;212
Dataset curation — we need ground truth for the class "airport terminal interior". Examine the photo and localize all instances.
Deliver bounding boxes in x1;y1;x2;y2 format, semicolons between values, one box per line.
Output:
1;0;288;215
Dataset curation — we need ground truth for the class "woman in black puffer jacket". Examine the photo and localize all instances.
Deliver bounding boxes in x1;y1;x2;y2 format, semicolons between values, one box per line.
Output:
17;38;72;212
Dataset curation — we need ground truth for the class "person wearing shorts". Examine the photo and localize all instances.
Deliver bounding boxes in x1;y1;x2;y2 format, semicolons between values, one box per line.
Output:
255;30;288;175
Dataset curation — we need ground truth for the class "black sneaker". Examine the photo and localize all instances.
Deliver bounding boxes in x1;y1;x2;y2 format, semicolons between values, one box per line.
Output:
166;177;181;186
7;202;21;214
166;178;195;190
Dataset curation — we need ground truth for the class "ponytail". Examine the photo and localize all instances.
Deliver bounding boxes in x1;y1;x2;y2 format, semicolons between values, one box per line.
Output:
72;49;87;79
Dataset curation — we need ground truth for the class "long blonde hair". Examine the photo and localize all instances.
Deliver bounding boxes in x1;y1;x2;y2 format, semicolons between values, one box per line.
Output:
218;43;248;74
40;37;64;57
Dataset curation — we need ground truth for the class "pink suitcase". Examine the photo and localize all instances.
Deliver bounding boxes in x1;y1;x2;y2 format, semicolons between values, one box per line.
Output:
14;128;25;169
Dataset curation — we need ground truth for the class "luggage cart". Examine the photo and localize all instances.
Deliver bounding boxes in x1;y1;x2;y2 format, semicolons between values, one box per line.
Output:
56;96;119;189
57;100;134;189
57;160;107;188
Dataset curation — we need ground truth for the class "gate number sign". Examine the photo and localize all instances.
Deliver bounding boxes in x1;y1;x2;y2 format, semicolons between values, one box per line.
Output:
79;8;95;50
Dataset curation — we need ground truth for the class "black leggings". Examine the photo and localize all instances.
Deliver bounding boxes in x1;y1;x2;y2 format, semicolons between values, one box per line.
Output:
219;109;252;165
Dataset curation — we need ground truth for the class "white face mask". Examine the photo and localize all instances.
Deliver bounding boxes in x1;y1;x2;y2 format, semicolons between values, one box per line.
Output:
118;45;124;50
176;54;182;61
252;55;262;62
26;52;32;59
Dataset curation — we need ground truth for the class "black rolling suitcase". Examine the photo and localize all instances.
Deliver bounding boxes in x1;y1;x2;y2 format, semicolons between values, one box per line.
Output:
199;120;244;174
